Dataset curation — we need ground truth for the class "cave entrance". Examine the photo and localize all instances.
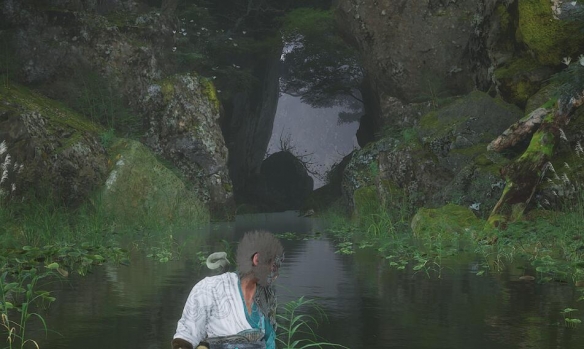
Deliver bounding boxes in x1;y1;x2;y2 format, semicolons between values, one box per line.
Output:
248;91;361;214
266;94;360;190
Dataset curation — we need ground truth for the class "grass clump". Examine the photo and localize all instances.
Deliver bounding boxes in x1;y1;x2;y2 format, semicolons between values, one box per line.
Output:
277;296;347;349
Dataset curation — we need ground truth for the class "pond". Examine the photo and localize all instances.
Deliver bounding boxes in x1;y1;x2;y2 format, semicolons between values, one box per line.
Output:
32;211;584;349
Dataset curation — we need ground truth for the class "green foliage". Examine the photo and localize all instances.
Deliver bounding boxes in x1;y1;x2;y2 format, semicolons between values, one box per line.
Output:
146;234;183;263
280;8;334;39
560;308;582;328
276;296;347;349
0;268;55;349
170;2;269;102
279;8;363;112
64;69;139;135
99;128;116;148
0;31;18;89
0;236;130;347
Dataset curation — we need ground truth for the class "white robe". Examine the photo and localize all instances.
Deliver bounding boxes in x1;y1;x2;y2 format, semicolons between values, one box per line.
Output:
174;272;254;346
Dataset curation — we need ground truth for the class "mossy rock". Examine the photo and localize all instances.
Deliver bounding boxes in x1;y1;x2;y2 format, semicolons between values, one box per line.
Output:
494;55;552;108
411;203;483;238
102;139;209;226
0;81;107;206
517;0;584;65
418;91;522;166
524;83;559;114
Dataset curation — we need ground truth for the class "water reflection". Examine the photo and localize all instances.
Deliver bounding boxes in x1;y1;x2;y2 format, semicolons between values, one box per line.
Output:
31;212;584;349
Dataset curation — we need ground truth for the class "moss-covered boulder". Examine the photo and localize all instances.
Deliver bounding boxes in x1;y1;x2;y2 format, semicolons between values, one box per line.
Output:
410;204;483;238
0;82;108;205
101;139;208;226
342;91;522;217
494;55;555;108
517;0;584;65
143;73;234;219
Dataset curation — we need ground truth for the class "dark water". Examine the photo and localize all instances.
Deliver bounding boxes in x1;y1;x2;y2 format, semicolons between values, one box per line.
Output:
31;212;584;349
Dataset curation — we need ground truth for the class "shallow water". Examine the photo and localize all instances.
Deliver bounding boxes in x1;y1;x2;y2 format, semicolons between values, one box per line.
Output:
31;211;584;349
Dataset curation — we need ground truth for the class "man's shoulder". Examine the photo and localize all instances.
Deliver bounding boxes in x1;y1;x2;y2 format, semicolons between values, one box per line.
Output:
195;272;238;288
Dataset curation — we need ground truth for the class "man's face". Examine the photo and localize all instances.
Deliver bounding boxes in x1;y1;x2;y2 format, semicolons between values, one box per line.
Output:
258;254;284;287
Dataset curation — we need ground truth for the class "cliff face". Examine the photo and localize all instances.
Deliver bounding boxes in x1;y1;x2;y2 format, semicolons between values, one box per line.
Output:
333;0;584;220
336;0;478;103
0;0;235;216
335;0;517;134
222;49;282;203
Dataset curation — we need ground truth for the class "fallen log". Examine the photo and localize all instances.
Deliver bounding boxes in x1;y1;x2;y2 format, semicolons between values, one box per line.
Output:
488;94;584;227
487;107;550;152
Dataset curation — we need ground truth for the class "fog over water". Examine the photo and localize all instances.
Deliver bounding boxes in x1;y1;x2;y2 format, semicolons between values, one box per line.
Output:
267;93;360;188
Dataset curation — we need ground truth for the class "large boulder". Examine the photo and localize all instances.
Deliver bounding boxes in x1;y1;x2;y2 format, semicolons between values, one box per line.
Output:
0;82;108;205
142;73;234;218
335;0;479;104
342;91;523;218
102;139;209;226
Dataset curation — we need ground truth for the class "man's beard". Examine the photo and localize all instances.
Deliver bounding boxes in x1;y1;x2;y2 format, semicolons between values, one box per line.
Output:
253;264;274;287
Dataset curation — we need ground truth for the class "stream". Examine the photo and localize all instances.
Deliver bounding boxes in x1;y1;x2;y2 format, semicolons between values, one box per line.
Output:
33;211;584;349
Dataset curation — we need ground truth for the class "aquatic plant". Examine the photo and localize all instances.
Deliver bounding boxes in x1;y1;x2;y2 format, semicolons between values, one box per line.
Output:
146;234;183;263
276;296;347;349
560;308;582;328
0;266;57;349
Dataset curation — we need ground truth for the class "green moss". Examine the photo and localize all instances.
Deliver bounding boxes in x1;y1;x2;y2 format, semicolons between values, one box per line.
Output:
419;109;466;137
0;81;102;153
0;82;100;132
541;97;558;109
105;11;137;28
161;79;175;104
517;0;584;65
103;139;209;225
222;182;233;193
411;203;483;238
496;4;511;31
201;78;220;113
519;129;555;162
474;153;493;166
494;55;543;106
515;80;534;102
450;143;489;157
494;56;540;80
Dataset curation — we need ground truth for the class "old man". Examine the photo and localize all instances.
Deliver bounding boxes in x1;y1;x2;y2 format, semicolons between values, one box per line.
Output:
172;230;284;349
